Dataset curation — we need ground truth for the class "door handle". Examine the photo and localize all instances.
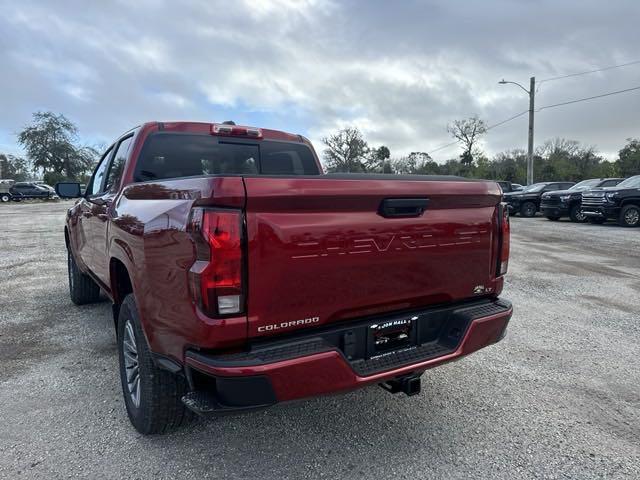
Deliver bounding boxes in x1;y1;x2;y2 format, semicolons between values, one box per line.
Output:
379;198;429;218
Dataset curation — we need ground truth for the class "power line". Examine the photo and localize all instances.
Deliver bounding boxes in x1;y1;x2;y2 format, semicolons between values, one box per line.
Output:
426;140;458;154
537;85;640;111
428;84;640;156
486;110;528;130
539;59;640;84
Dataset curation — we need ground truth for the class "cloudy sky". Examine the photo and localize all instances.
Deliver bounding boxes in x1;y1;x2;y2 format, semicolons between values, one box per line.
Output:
1;0;639;162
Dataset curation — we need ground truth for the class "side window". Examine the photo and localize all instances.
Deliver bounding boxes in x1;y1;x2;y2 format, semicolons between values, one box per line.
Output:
105;135;133;192
87;147;113;196
601;180;619;187
543;184;557;192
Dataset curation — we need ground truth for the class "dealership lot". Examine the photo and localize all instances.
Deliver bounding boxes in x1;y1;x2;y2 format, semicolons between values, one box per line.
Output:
1;201;638;479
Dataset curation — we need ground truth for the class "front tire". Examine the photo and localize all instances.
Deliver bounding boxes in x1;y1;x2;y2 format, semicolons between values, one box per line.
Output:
569;204;587;223
117;294;192;435
0;193;10;203
520;201;537;218
619;205;640;227
68;250;100;305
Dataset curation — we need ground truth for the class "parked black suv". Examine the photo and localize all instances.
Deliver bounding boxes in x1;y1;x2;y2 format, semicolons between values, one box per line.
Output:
504;181;575;217
540;178;623;222
581;175;640;227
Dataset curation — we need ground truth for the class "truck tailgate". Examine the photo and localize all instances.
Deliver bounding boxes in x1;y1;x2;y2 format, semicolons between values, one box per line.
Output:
243;176;502;338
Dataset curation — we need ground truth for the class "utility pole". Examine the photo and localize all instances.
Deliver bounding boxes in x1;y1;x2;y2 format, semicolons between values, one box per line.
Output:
499;76;536;184
527;76;535;185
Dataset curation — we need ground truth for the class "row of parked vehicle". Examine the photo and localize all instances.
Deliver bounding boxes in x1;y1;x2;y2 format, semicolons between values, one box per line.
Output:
0;180;59;202
502;175;640;227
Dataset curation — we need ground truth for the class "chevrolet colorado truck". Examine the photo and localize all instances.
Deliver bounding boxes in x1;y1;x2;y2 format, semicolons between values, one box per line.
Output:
540;178;623;222
56;121;512;434
581;175;640;226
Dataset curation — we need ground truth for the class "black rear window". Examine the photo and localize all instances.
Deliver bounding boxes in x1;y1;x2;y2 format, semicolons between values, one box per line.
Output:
134;134;319;182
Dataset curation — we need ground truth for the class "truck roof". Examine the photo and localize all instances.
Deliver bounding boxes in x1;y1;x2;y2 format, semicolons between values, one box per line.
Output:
144;121;305;143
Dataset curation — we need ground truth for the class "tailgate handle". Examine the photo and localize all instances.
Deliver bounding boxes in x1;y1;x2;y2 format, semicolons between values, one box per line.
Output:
379;198;429;218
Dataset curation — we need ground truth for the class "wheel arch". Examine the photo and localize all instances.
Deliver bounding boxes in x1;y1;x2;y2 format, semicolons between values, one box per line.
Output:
109;257;134;330
620;198;640;208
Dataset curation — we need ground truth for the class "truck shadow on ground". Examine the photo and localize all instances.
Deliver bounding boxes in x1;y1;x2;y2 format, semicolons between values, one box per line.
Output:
140;386;459;477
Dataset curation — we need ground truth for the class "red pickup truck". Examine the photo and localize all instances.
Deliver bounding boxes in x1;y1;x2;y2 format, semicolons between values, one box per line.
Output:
56;121;512;434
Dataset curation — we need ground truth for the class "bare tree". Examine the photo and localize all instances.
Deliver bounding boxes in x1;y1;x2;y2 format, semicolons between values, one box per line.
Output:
322;127;369;172
447;116;487;165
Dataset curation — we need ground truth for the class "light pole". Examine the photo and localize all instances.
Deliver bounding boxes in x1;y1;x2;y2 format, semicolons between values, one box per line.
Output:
499;76;535;185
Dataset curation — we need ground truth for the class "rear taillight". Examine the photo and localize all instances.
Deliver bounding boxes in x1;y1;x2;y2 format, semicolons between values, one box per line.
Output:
188;208;244;316
497;202;510;276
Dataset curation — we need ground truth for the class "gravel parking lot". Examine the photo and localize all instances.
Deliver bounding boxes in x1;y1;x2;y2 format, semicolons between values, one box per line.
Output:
1;200;639;479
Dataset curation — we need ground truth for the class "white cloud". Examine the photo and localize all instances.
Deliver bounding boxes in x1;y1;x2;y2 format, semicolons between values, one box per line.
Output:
0;0;638;161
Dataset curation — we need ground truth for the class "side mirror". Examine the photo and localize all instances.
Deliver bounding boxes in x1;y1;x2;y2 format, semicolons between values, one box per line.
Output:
55;182;82;198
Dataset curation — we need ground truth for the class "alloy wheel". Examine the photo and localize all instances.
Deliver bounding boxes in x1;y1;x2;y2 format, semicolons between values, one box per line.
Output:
123;320;141;407
625;208;640;226
68;253;74;292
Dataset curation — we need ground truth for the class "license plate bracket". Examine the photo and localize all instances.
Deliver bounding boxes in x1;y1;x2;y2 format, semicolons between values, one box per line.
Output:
366;316;418;358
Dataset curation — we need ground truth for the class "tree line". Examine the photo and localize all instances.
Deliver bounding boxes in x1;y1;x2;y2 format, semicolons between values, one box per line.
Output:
322;117;640;182
2;112;639;185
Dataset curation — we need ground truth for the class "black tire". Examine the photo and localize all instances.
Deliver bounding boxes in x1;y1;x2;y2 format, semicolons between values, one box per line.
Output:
519;201;537;218
117;294;192;435
545;216;560;221
0;193;10;203
588;217;606;225
569;204;587;223
67;249;100;305
619;204;640;227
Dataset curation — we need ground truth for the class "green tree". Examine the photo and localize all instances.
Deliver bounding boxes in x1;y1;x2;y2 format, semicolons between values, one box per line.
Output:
488;149;527;183
366;145;391;173
322;127;369;173
616;138;640;177
535;138;606;181
439;158;465;176
17;111;96;181
0;154;32;181
473;154;491;179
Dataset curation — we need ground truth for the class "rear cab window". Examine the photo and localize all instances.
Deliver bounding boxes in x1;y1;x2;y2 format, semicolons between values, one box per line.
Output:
134;133;319;182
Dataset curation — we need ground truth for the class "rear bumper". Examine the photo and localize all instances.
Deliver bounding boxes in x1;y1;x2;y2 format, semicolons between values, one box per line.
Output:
183;298;512;412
